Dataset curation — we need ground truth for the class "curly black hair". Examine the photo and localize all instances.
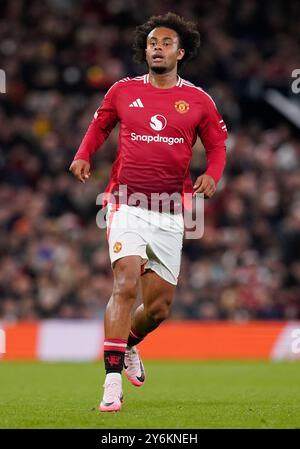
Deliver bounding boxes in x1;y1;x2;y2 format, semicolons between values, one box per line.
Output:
133;12;200;69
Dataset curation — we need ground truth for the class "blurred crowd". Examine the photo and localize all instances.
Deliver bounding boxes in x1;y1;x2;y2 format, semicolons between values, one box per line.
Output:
0;0;299;321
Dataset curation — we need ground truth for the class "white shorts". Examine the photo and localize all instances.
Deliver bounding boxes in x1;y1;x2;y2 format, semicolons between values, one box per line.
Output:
106;203;184;285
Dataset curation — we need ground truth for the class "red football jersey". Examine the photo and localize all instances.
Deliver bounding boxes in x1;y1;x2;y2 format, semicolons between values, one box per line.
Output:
74;74;227;205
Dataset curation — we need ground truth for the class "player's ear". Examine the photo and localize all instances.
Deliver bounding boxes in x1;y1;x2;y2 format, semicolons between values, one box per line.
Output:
177;48;185;61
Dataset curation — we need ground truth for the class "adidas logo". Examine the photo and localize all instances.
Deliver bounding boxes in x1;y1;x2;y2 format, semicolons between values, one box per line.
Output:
129;98;144;108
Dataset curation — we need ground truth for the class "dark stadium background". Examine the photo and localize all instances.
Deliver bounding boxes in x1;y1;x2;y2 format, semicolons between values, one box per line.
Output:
0;0;299;323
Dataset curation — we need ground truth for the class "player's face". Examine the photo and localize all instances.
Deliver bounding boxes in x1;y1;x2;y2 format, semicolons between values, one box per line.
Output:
145;27;185;74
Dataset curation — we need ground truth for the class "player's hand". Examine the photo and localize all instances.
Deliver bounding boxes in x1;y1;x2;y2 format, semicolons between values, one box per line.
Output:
193;174;216;198
69;159;91;183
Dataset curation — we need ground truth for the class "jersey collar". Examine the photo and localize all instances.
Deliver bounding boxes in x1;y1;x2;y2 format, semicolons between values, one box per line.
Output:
144;74;183;87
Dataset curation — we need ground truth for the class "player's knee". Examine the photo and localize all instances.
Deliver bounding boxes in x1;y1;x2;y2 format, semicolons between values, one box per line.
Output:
113;275;139;300
147;299;172;324
112;258;140;300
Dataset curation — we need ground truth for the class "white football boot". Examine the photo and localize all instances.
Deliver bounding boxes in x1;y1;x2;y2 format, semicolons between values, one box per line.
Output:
99;373;123;412
124;346;145;387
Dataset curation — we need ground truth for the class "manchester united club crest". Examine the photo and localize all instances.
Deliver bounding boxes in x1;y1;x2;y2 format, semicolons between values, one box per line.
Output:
175;100;189;113
113;242;122;253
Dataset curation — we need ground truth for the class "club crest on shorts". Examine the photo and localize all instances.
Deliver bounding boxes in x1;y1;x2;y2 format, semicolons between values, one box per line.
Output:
113;242;122;253
175;100;189;113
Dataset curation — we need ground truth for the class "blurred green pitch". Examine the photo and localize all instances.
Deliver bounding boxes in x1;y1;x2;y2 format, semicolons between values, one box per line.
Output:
0;360;300;429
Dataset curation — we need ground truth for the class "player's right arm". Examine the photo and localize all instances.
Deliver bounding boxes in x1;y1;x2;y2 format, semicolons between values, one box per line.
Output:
69;82;119;183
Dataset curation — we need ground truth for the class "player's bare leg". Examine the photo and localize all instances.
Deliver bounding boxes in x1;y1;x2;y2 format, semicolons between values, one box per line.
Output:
99;255;142;412
124;269;176;386
104;255;142;339
133;270;175;335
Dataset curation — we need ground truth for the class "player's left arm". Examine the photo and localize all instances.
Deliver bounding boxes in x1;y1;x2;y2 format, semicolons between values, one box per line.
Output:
193;95;228;198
